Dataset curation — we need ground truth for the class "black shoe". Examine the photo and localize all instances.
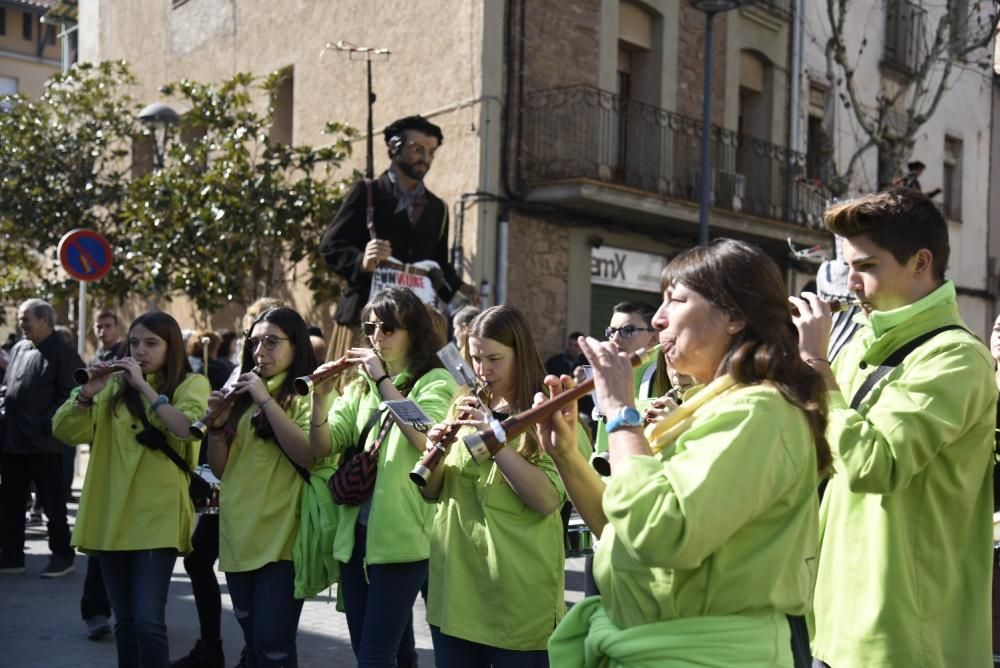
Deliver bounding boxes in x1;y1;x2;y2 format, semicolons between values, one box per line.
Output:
86;615;112;641
171;638;224;668
40;554;75;578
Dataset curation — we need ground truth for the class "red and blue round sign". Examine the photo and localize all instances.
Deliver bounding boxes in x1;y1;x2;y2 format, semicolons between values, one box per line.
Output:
58;229;113;282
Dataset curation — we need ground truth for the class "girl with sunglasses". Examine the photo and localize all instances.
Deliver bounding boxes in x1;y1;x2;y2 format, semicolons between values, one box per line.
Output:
417;305;591;667
53;312;210;668
310;287;458;667
204;307;320;668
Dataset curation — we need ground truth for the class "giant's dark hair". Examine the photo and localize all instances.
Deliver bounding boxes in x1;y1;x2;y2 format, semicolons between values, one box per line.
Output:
383;115;444;157
229;307;317;439
113;312;191;420
663;239;831;474
359;288;444;395
824;188;948;281
465;305;547;462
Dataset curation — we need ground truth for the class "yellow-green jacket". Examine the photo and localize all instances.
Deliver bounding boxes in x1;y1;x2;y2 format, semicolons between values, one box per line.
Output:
52;374;209;554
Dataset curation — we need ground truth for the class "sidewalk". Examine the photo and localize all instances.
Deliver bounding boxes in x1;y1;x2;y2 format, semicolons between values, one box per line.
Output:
0;477;587;667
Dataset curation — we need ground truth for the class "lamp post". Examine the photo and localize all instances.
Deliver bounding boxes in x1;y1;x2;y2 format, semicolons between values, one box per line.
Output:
137;102;179;170
689;0;745;245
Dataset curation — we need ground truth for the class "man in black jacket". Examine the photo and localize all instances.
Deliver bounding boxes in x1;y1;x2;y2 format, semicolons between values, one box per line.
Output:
319;115;477;328
0;299;82;577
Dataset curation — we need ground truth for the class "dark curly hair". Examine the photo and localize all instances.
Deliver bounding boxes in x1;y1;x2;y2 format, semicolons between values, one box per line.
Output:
663;238;831;475
383;115;444;158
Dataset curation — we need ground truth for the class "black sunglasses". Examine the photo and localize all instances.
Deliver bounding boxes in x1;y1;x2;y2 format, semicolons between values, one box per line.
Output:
247;334;288;351
361;321;398;338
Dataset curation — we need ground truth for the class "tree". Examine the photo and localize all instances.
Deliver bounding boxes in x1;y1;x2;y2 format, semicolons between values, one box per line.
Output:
0;60;139;306
121;70;357;312
816;0;998;196
0;62;355;316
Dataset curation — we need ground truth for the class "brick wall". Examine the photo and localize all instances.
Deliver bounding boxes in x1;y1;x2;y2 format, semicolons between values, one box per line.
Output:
675;3;728;124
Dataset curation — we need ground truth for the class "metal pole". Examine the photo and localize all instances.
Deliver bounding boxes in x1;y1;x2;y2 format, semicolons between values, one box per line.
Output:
697;11;716;246
77;281;86;356
366;59;375;180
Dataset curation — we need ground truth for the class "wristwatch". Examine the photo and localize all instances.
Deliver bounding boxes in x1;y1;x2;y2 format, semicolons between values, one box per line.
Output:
606;406;642;433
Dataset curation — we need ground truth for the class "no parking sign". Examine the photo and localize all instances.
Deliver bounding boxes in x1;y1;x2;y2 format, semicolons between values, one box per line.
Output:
58;228;113;282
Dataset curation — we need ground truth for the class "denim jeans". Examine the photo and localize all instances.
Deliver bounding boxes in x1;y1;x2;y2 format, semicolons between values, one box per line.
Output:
225;560;303;668
429;626;549;668
98;548;178;668
339;523;428;668
184;514;221;642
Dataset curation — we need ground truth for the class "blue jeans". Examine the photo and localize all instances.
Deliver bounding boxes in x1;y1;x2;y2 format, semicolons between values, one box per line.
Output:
430;626;549;668
339;523;428;668
98;548;178;668
226;560;303;668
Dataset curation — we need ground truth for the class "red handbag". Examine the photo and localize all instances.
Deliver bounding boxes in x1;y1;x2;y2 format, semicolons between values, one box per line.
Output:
329;408;394;505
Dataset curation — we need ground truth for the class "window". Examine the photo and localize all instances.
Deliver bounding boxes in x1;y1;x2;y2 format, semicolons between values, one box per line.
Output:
22;11;32;41
45;24;56;46
805;83;830;182
0;76;17;95
738;51;772;141
0;9;6;36
269;67;294;145
942;136;962;221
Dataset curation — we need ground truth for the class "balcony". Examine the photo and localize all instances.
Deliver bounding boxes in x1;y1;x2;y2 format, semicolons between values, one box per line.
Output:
523;85;828;232
883;0;925;76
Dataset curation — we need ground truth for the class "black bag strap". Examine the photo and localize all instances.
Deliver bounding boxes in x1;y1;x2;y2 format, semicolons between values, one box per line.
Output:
849;325;966;410
358;406;385;452
137;410;194;477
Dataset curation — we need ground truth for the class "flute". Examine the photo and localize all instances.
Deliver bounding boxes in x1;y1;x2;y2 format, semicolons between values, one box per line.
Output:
790;297;862;317
190;366;261;439
74;362;127;385
409;386;488;487
462;348;652;465
293;355;354;396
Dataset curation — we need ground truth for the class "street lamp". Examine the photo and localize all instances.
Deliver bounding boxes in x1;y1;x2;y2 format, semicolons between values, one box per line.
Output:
689;0;746;245
137;102;179;170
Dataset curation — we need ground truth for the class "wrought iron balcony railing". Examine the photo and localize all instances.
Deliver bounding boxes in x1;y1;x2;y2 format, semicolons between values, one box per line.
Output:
523;85;828;229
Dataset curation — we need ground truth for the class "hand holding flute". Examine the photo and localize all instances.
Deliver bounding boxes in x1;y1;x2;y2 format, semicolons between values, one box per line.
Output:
191;366;261;438
410;398;483;487
294;355;354;396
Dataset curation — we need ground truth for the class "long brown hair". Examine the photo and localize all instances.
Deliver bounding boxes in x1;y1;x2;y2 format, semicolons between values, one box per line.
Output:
113;312;192;420
465;305;547;462
358;288;444;395
663;239;831;475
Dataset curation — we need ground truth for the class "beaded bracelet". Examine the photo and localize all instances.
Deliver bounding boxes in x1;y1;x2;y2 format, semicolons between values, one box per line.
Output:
258;397;274;410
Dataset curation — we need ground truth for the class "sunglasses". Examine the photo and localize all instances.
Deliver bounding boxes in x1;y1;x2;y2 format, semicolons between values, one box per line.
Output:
361;321;399;338
605;325;656;339
247;334;288;351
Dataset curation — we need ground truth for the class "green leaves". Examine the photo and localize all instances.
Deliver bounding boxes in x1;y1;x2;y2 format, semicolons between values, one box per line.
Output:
0;62;352;313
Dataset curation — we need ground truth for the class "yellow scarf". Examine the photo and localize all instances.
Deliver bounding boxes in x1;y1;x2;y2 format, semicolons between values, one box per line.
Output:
645;374;739;454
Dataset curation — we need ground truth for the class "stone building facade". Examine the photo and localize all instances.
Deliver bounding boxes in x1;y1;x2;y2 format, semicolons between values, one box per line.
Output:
0;0;62;98
74;0;996;355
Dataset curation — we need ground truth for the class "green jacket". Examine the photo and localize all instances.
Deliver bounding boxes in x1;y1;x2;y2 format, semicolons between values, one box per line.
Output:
592;383;818;656
323;367;457;565
812;281;996;667
52;373;209;555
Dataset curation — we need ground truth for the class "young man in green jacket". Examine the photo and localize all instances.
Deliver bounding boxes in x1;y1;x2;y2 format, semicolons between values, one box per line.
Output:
791;188;997;667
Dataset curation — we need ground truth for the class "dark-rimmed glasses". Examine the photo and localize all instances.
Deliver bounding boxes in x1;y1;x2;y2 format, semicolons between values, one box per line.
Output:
605;325;656;339
247;335;288;351
362;321;398;338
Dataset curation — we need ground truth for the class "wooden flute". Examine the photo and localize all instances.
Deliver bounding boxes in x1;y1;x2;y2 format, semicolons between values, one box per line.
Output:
190;365;261;439
409;384;489;487
73;363;127;385
462;349;651;464
790;297;862;317
293;355;354;396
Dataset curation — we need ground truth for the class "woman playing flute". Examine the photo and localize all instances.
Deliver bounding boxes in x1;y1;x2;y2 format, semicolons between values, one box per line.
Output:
203;307;321;667
538;239;831;667
309;287;457;667
418;305;591;667
52;312;210;668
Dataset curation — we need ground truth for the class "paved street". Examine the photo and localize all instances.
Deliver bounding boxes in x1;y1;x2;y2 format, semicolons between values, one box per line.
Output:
0;460;588;667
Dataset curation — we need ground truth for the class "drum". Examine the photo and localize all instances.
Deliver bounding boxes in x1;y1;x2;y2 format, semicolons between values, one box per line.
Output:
194;464;221;515
566;515;593;558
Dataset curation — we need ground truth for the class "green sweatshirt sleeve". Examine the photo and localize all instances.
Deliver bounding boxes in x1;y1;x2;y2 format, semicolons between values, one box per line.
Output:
603;389;808;570
52;388;95;447
828;341;996;495
327;383;361;458
146;373;210;469
409;369;458;423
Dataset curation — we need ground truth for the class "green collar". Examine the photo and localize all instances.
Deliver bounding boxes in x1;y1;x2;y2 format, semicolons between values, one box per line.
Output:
265;371;288;394
864;281;955;339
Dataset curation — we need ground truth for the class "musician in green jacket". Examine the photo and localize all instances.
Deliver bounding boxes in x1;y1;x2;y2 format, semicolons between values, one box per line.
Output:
792;188;997;667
